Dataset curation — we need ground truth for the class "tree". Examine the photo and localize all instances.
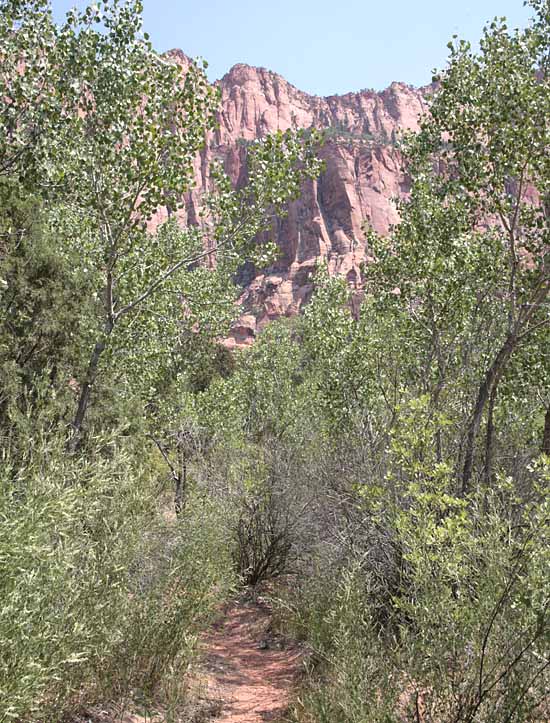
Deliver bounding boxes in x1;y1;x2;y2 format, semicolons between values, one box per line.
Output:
430;3;549;492
0;0;323;448
366;0;550;493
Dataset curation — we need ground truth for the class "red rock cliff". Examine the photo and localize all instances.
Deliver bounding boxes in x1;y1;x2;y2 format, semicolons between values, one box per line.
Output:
166;50;430;345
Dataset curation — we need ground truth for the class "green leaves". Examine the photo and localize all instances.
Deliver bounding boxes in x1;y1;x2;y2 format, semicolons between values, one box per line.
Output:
0;1;61;184
0;0;324;439
359;2;550;489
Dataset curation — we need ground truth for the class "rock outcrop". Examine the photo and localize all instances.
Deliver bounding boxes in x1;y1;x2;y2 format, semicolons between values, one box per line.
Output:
167;50;430;346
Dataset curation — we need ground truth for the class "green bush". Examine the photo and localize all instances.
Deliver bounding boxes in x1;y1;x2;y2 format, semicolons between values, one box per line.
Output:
287;458;550;723
0;431;234;721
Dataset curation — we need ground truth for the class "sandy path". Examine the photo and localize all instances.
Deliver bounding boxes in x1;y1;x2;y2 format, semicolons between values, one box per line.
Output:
202;596;303;723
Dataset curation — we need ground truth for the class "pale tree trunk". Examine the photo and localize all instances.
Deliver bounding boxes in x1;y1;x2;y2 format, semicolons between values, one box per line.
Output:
174;430;193;515
149;432;190;515
174;455;186;516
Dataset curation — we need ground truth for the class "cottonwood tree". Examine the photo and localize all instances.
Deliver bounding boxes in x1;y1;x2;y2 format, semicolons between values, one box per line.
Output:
367;0;550;493
3;0;320;448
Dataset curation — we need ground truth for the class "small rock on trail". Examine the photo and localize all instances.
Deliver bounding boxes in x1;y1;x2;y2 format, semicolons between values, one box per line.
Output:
201;595;303;722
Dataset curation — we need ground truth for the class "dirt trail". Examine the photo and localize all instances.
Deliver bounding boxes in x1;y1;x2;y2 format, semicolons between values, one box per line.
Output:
201;596;304;722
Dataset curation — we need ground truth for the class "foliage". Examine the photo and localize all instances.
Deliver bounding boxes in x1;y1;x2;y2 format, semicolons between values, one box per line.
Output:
276;3;550;720
0;0;322;717
0;432;234;721
288;459;550;723
1;0;549;720
0;0;60;183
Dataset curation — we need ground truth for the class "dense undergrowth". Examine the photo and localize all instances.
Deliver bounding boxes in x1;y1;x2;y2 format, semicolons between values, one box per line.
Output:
1;0;549;721
196;320;550;723
0;429;234;720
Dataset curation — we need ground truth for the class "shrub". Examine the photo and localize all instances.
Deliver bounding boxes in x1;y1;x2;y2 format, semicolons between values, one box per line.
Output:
0;430;234;721
287;458;550;723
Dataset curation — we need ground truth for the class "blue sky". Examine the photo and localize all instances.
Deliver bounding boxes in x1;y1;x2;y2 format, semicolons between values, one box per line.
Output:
51;1;533;96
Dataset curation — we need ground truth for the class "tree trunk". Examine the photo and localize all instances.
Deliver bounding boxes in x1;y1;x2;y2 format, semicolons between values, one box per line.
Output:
68;324;111;452
483;381;499;487
174;462;186;516
432;378;445;464
542;404;550;456
462;335;516;495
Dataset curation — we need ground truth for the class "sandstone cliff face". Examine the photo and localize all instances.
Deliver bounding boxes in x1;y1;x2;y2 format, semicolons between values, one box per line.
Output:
167;50;430;346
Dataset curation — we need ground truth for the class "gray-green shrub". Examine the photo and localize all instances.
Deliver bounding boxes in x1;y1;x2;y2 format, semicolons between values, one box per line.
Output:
0;431;234;721
286;458;550;723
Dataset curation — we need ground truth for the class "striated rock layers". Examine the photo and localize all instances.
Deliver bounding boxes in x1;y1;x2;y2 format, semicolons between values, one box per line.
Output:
166;50;430;346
